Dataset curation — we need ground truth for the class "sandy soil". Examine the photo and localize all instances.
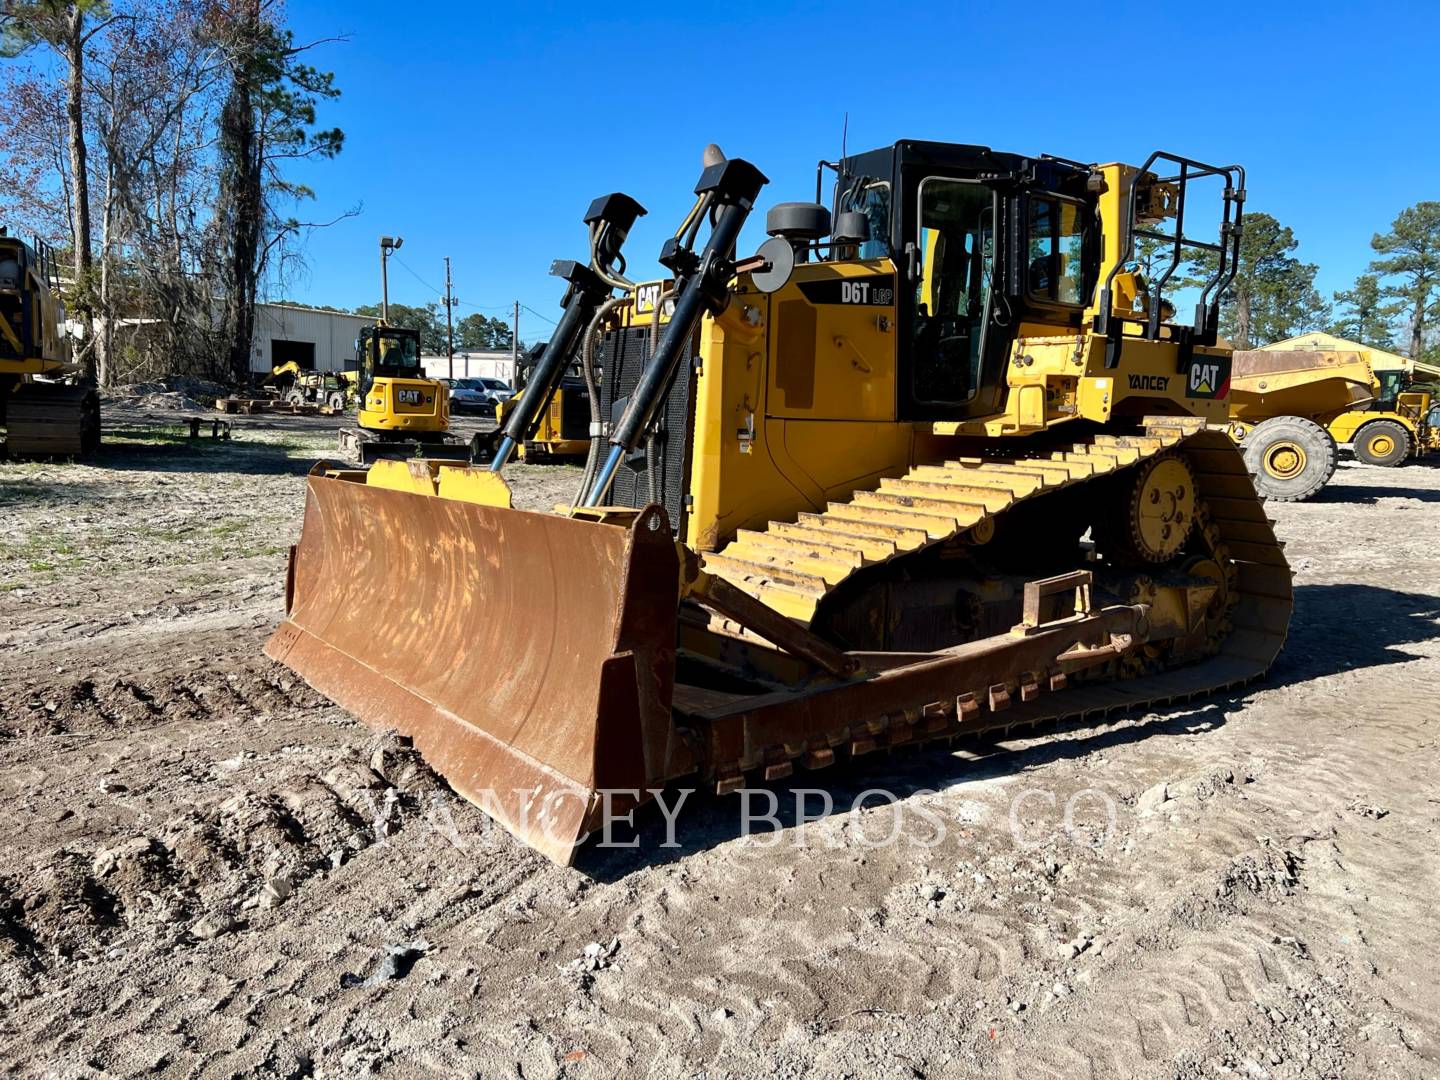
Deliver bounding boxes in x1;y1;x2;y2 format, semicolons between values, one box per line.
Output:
0;407;1436;1079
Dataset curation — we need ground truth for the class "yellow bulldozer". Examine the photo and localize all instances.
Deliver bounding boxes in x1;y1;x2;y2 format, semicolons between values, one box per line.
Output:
1229;335;1439;500
0;228;99;458
490;344;591;461
267;142;1291;864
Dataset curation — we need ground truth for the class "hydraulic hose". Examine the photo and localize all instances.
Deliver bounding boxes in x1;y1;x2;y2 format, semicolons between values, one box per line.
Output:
585;196;754;506
569;294;632;514
490;193;645;472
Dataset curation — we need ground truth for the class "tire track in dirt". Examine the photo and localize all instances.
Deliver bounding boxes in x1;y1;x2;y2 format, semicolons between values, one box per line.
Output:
0;657;330;740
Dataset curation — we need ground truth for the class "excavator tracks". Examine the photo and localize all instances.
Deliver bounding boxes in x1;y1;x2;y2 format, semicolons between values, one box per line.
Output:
695;421;1292;766
5;383;101;459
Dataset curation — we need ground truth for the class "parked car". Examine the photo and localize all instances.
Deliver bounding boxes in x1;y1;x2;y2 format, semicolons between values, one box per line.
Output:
475;377;515;401
448;377;515;416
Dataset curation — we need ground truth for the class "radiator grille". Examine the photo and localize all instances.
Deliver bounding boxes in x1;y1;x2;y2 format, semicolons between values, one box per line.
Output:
597;325;697;535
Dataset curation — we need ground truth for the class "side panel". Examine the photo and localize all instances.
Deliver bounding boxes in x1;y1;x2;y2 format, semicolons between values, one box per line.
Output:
765;260;898;421
1329;410;1419;442
686;276;913;552
360;376;448;432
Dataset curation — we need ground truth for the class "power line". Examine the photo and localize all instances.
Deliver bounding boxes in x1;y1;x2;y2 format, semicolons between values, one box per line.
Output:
389;252;441;295
520;303;558;327
390;253;515;313
390;253;560;337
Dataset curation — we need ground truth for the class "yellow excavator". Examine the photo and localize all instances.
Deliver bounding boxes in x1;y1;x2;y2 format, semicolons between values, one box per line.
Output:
0;228;99;458
268;142;1291;864
337;323;469;463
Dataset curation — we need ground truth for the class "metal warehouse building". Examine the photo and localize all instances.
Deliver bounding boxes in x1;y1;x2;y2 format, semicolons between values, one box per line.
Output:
248;303;375;376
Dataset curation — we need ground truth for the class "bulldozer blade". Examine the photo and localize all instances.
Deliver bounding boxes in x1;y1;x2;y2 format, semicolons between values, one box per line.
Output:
264;472;683;865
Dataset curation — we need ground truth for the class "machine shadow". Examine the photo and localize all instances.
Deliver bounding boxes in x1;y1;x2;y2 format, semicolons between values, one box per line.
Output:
1313;483;1440;504
577;582;1440;881
88;432;319;477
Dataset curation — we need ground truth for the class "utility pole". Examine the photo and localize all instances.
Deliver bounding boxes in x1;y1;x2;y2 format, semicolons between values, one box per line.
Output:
511;299;520;382
443;257;456;381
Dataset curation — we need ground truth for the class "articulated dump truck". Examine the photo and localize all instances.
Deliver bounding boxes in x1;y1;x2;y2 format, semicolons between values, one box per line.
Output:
266;141;1293;864
1229;343;1439;501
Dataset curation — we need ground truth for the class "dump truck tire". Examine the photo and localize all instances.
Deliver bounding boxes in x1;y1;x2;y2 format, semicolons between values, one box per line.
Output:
1243;415;1334;502
1321;429;1340;483
1353;419;1410;467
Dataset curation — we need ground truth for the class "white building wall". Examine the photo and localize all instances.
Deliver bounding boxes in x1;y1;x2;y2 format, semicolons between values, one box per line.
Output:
422;351;517;384
249;304;376;374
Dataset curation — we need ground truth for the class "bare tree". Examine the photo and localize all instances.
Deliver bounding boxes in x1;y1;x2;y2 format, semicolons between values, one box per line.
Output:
86;0;228;382
1;0;344;386
2;0;119;381
212;0;343;383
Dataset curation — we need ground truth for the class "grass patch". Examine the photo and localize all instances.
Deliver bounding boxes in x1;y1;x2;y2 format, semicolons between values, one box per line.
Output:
27;560;54;572
232;544;286;559
102;425;209;447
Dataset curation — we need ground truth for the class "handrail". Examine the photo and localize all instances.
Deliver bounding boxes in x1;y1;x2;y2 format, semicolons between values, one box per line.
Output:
1096;150;1245;347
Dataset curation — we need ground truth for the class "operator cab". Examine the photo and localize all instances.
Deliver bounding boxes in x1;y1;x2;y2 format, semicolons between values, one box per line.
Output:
825;142;1100;422
356;325;423;400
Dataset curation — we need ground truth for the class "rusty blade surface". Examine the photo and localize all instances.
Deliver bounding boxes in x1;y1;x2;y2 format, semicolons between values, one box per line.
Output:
264;474;680;865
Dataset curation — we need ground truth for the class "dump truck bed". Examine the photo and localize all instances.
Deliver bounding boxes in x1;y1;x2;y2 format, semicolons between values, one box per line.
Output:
1229;349;1375;424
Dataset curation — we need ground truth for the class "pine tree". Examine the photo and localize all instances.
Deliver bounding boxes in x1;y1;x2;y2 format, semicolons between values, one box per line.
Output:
1179;212;1328;349
1330;274;1400;349
214;0;343;382
1368;202;1440;359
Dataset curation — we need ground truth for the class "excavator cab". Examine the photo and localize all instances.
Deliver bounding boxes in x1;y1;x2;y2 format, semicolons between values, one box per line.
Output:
354;325;445;433
357;326;422;400
335;324;466;462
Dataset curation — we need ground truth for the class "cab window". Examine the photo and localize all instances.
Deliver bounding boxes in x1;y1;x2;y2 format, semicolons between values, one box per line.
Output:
913;177;994;405
1026;197;1087;305
1375;369;1404;404
376;331;420;371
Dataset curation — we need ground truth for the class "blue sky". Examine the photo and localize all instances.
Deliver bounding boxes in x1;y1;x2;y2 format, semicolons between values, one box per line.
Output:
280;0;1439;344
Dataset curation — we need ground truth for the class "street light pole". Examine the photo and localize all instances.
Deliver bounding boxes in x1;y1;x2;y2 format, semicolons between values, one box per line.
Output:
444;256;455;382
511;299;520;378
379;235;403;323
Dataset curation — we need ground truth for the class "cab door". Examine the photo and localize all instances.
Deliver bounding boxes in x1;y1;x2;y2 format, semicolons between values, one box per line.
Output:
899;175;1005;420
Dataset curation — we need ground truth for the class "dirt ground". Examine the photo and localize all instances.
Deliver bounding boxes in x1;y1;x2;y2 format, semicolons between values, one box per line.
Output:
0;406;1436;1079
